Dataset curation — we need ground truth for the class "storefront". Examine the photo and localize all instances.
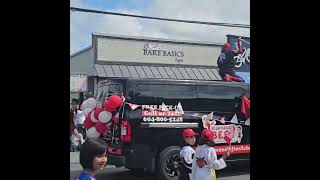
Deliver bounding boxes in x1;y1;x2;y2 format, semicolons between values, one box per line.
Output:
70;33;250;100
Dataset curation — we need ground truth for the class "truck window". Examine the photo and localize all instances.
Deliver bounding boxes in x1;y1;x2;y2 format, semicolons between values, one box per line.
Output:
197;85;245;112
134;84;197;110
95;83;124;107
107;84;124;97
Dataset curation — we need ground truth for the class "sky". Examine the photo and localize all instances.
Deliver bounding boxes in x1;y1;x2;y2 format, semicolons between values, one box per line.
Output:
70;0;250;55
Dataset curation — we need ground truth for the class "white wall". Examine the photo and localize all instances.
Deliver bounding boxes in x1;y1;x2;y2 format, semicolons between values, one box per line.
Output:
95;36;222;66
70;47;95;76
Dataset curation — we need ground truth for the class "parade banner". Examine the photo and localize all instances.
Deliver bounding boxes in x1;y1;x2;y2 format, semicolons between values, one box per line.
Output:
215;144;250;155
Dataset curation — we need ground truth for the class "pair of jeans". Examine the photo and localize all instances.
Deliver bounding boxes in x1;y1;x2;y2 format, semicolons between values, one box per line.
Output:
219;71;245;82
71;143;81;152
76;124;86;139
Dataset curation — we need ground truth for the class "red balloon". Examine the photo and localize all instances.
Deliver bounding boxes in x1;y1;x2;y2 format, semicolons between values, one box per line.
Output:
84;116;95;129
105;106;116;112
95;122;108;134
106;95;123;110
94;108;103;120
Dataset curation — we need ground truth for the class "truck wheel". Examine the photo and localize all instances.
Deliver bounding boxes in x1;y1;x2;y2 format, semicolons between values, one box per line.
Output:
156;146;180;180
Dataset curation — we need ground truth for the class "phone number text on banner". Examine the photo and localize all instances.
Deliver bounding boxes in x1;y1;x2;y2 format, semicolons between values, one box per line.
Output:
143;116;183;122
142;110;183;122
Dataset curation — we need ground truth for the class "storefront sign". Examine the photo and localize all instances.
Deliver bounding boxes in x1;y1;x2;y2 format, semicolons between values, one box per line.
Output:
70;73;87;92
143;43;185;63
94;34;222;66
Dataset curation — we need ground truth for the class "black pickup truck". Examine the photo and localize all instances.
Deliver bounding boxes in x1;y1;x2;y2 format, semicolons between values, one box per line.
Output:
95;78;250;180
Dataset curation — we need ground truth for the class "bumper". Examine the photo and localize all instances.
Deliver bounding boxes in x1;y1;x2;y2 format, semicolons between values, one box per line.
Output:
108;154;126;167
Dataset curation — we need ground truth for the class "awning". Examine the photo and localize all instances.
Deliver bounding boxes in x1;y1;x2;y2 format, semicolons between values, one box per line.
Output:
95;64;222;81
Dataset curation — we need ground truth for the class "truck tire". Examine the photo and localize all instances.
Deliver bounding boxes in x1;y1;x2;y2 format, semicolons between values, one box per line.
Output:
156;146;181;180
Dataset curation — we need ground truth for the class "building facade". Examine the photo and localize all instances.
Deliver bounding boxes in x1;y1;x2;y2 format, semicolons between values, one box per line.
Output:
70;33;250;101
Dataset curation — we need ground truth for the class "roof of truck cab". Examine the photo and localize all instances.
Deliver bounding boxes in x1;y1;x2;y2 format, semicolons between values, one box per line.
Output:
97;77;249;87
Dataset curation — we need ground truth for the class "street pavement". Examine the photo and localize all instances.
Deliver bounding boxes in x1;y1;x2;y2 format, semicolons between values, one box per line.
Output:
70;152;250;180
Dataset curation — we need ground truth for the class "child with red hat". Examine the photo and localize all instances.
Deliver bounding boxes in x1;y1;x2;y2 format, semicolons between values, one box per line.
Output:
179;128;199;180
191;129;230;180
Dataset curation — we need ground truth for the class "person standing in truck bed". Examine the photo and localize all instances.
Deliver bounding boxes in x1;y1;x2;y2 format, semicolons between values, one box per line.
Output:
217;38;245;82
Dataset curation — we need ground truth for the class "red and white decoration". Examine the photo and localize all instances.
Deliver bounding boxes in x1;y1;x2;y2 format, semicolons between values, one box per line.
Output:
81;95;125;139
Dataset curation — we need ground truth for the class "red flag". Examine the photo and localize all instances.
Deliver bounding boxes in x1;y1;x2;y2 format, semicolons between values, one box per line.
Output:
160;102;169;112
224;128;235;144
224;136;232;144
236;37;243;53
207;112;214;120
241;96;250;119
218;117;226;124
191;113;200;117
128;103;140;110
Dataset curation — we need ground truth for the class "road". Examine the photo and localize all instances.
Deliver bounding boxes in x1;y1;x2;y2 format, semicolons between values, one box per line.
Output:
70;152;250;180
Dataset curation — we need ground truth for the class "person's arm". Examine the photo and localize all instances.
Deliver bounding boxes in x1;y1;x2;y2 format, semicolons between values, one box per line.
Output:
182;147;194;169
233;37;244;55
217;53;226;64
79;134;84;144
191;154;197;180
208;148;228;170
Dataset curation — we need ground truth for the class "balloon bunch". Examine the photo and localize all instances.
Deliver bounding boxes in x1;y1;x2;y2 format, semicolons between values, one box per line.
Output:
81;96;124;138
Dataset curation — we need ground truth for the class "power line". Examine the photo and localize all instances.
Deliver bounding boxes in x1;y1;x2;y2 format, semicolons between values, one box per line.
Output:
70;7;250;29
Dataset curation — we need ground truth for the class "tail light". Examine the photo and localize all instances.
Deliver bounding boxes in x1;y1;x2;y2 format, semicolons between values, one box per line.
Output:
121;120;131;143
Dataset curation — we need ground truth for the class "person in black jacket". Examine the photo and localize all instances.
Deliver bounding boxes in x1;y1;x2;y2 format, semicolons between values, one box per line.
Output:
217;41;245;82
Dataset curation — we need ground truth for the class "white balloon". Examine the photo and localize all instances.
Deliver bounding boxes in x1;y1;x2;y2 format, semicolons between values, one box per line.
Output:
83;108;93;117
87;98;97;104
81;100;89;110
98;111;113;123
87;97;96;102
86;127;100;138
87;102;97;110
90;111;99;122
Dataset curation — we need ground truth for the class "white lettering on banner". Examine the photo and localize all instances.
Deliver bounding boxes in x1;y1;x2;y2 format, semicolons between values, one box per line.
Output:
234;47;250;68
141;104;184;122
142;104;178;111
209;124;244;144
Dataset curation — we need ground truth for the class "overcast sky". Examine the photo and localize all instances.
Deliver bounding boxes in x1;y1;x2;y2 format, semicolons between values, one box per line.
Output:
70;0;250;54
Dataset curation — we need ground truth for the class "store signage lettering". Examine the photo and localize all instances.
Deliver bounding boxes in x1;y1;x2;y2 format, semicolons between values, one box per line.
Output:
142;43;185;63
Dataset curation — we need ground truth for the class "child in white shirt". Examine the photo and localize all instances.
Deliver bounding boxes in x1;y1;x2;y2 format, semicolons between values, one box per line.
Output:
192;129;230;180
